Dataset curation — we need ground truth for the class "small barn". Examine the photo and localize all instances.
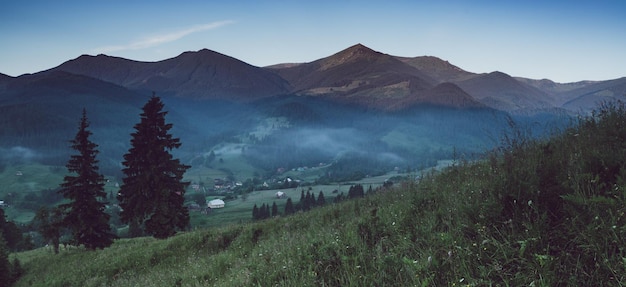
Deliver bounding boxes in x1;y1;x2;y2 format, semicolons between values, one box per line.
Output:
207;199;225;209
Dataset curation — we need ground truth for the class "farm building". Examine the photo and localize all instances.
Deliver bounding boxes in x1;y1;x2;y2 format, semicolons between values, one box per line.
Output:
208;199;225;209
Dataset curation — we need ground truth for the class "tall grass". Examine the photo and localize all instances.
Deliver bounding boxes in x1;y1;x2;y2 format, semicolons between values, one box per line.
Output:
13;102;626;286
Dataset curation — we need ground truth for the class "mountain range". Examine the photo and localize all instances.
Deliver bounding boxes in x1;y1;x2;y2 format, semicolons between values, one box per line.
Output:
2;43;623;113
1;43;624;177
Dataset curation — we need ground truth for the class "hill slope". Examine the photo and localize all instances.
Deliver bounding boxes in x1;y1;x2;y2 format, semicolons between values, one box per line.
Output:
14;103;626;286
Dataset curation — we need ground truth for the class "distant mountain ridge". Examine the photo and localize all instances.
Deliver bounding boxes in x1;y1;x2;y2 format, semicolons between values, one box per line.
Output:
4;43;624;113
268;44;483;110
53;49;291;101
396;55;475;83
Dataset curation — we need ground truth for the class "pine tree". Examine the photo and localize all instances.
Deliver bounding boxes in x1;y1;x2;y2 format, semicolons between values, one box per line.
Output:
306;191;313;210
348;184;365;199
284;198;295;215
271;202;279;217
58;109;115;249
252;204;259;220
118;96;190;239
261;203;269;219
298;190;306;211
317;191;326;206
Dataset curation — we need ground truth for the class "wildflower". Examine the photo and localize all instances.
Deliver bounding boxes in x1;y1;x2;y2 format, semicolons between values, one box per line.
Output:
427;256;432;264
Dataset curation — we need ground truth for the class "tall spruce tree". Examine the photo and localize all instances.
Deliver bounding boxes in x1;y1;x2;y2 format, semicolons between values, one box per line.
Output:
118;96;190;239
317;191;326;206
284;198;295;215
58;109;115;250
271;202;278;217
252;204;259;220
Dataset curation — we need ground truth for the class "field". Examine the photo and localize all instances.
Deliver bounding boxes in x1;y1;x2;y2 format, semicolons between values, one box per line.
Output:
0;156;411;232
190;172;397;228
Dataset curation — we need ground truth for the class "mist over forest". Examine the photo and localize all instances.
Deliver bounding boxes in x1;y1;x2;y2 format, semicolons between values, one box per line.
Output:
0;92;570;183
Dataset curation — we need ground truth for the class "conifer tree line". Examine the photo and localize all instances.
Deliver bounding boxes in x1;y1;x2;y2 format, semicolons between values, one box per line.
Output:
251;183;382;221
36;95;189;251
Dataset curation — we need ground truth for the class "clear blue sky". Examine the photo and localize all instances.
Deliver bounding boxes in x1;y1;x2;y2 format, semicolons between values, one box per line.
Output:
1;0;625;83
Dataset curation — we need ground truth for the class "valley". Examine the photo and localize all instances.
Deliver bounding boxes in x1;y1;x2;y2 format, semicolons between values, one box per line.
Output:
2;0;625;284
0;43;620;247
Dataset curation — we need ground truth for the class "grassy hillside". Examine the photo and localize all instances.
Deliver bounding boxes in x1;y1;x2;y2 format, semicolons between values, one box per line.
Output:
12;102;626;286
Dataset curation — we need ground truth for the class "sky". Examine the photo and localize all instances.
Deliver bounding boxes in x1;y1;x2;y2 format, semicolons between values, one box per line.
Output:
1;0;625;83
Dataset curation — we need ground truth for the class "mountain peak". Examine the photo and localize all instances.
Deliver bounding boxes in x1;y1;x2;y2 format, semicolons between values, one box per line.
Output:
182;48;219;56
345;43;374;52
336;43;378;57
175;48;222;60
317;43;385;71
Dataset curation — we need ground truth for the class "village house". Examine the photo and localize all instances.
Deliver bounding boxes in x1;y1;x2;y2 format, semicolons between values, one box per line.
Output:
207;199;225;209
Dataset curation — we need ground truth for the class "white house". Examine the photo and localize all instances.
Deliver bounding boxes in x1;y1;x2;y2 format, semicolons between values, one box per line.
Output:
275;191;285;199
207;199;225;209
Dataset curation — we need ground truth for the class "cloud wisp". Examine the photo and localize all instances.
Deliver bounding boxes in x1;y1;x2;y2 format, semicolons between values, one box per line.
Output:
94;20;234;53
